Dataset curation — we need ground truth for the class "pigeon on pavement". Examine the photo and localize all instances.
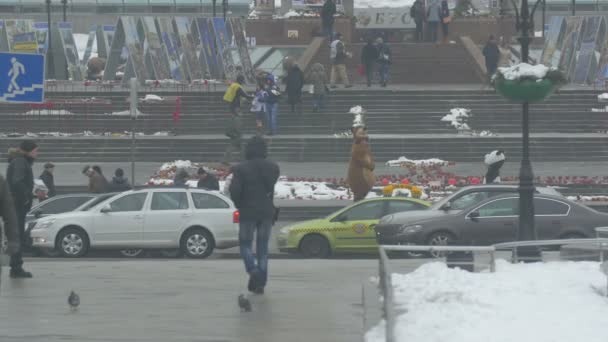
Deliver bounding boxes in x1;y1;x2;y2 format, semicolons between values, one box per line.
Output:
68;290;80;311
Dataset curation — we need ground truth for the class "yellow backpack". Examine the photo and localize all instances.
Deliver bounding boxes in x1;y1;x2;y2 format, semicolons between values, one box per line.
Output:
223;82;242;103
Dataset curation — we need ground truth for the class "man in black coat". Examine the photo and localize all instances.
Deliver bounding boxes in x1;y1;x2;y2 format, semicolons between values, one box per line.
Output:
39;162;56;198
6;140;38;278
0;173;20;282
410;0;426;42
483;35;500;83
230;136;280;294
321;0;337;41
361;38;378;87
285;63;305;114
197;167;220;191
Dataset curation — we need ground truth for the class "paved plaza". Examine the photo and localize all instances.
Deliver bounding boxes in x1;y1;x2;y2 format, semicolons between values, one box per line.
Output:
0;258;424;342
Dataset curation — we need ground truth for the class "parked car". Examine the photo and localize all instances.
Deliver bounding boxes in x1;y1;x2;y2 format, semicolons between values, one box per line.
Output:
30;188;239;258
277;197;430;258
375;193;606;257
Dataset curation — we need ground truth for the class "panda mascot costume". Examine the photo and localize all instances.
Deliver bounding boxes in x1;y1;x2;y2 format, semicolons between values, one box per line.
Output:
484;150;505;184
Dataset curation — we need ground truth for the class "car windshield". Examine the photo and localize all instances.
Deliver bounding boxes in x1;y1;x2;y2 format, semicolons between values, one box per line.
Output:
77;193;119;211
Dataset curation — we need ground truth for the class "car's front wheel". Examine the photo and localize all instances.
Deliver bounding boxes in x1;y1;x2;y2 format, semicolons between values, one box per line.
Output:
56;228;89;258
427;231;455;258
181;228;215;259
299;234;331;258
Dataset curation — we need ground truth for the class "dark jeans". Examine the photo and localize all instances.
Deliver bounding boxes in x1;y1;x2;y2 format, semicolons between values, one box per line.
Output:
266;102;278;135
313;94;325;110
486;63;498;82
322;21;334;41
415;21;424;42
10;202;30;271
442;22;449;39
378;63;390;85
364;63;374;86
428;21;439;42
239;219;273;288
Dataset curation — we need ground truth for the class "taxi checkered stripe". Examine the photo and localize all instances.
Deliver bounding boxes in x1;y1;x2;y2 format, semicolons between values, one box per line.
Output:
292;226;359;233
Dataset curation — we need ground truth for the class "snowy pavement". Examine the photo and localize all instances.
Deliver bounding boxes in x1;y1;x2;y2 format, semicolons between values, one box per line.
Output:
366;260;608;342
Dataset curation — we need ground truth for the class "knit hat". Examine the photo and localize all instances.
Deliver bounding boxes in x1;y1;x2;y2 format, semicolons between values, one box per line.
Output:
20;140;38;153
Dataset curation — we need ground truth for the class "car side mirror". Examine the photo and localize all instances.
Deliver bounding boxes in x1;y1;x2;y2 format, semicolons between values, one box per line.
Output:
442;202;452;211
33;210;43;218
468;211;480;221
100;205;111;213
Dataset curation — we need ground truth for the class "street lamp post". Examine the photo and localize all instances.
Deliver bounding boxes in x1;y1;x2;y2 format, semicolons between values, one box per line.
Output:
223;0;228;20
212;0;217;17
46;0;55;79
511;0;542;261
61;0;67;22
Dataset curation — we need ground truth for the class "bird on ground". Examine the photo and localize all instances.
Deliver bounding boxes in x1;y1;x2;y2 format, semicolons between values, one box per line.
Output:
68;290;80;311
238;294;251;312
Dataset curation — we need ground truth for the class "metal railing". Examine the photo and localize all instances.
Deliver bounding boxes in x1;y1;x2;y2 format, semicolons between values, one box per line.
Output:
376;235;608;342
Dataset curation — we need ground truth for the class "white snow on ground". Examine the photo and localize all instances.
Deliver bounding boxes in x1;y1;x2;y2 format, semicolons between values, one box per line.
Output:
106;109;145;117
440;108;471;131
366;260;608;342
140;94;164;103
23;109;73;115
355;0;415;8
386;156;449;167
498;63;550;81
274;9;318;18
598;93;608;100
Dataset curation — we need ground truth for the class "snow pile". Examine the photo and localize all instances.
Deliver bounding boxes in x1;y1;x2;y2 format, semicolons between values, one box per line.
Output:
355;0;415;8
274;9;318;18
598;93;608;101
106;109;145;117
366;261;608;342
497;63;549;81
441;108;471;131
23;109;74;116
140;94;164;103
471;130;497;137
333;130;353;138
160;160;194;171
349;105;365;115
386;156;449;167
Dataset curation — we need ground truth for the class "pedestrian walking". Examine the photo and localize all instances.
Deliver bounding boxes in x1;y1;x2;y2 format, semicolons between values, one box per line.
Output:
330;33;352;88
426;0;441;43
498;36;512;67
285;62;305;115
307;63;329;112
361;38;378;87
109;168;132;192
6;140;38;278
251;85;267;135
376;37;392;87
229;136;280;295
173;168;190;188
263;74;281;136
82;165;109;193
440;0;451;43
39;162;56;198
320;0;337;41
197;167;220;191
410;0;425;42
483;35;500;83
0;173;20;284
223;75;252;164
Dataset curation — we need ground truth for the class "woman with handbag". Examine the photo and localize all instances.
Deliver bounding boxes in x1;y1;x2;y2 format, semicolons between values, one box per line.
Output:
440;0;451;43
307;63;328;112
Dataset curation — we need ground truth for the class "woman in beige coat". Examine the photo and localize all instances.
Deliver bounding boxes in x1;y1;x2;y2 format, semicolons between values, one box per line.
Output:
498;37;512;67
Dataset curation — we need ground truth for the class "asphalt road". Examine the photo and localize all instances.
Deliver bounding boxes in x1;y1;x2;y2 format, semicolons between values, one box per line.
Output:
0;258;425;342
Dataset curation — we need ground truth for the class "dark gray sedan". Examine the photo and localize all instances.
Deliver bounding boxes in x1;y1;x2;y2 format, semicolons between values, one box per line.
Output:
375;194;607;252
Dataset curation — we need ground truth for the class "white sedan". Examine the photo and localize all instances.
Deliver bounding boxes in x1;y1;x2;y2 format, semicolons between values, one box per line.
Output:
31;188;239;258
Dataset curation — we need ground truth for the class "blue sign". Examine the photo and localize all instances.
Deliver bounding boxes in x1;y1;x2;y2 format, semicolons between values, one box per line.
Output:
0;52;45;104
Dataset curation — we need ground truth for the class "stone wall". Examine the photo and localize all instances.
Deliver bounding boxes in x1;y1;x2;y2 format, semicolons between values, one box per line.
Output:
245;18;354;45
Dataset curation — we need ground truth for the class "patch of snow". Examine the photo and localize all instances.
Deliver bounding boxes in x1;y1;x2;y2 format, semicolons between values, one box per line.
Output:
160;160;193;171
386;156;449;167
598;93;608;100
107;109;145;117
141;94;164;103
498;63;549;81
23;109;73;116
591;108;607;112
274;9;318;18
355;0;416;8
349;105;365;115
441;108;472;131
366;260;608;342
153;131;170;136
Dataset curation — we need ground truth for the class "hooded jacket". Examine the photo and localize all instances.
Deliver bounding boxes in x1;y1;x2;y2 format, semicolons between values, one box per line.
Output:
197;174;220;191
88;171;109;193
6;149;34;209
110;176;132;192
285;64;305;104
229;137;280;221
0;174;19;248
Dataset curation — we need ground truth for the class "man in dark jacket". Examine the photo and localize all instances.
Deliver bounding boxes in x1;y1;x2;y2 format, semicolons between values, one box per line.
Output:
376;37;392;87
109;168;132;192
321;0;337;41
197;168;220;191
285;63;305;114
361;38;378;87
410;0;425;42
330;33;351;88
483;35;500;83
39;162;56;198
6;140;38;278
230;136;280;294
0;173;20;283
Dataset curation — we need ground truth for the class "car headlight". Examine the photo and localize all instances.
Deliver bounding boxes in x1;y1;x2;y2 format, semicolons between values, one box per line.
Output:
35;219;56;229
279;226;292;235
399;224;423;234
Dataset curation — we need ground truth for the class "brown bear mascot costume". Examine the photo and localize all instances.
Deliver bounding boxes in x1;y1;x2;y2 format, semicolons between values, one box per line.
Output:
347;110;375;201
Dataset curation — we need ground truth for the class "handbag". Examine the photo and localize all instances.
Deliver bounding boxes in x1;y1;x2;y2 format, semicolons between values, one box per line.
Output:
442;15;452;24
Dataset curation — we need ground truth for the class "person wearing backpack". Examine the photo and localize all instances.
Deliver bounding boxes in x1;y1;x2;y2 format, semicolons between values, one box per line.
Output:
376;37;392;87
223;75;252;164
410;0;426;42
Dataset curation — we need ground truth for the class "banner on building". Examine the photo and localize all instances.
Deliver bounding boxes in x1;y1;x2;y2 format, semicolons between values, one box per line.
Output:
157;17;184;81
229;17;256;84
213;18;237;81
354;8;415;29
1;20;38;53
56;22;83;81
33;22;49;55
174;17;203;81
540;16;565;67
104;16;149;85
